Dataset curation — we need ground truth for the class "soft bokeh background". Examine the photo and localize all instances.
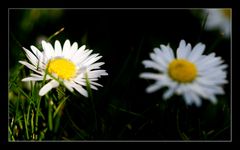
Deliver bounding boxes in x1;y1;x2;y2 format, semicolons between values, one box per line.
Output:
9;9;231;140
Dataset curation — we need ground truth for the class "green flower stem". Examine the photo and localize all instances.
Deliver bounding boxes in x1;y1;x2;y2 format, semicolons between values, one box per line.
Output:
23;113;29;140
31;110;34;139
26;102;31;126
35;96;41;133
48;99;53;131
23;101;31;140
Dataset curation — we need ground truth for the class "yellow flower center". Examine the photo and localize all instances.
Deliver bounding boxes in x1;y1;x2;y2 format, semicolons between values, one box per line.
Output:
47;58;76;80
168;59;197;83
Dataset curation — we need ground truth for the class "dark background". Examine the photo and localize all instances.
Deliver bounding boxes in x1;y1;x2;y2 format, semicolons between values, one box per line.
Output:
9;9;231;140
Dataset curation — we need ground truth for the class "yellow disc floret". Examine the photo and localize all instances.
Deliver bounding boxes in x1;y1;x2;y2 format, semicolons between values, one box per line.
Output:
47;58;76;80
168;59;197;83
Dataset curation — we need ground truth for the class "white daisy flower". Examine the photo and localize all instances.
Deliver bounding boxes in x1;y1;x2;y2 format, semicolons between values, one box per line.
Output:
139;40;228;107
19;39;108;97
204;8;231;38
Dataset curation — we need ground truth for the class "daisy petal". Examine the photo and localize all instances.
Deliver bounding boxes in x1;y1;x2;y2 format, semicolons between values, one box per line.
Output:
78;45;86;52
183;93;193;105
22;77;44;82
146;81;164;93
42;40;54;60
188;43;205;62
139;73;163;80
87;70;108;78
22;47;39;67
47;42;55;57
71;82;88;97
71;42;78;53
71;45;86;59
73;50;93;64
163;88;175;100
54;40;62;57
63;81;74;92
153;48;170;64
90;81;103;87
142;60;165;72
163;85;176;100
176;39;186;58
62;39;71;57
190;92;202;107
19;61;41;74
73;80;98;90
208;95;217;104
30;46;43;60
65;42;78;59
39;80;59;96
160;44;174;62
83;54;102;66
88;62;105;70
150;53;168;69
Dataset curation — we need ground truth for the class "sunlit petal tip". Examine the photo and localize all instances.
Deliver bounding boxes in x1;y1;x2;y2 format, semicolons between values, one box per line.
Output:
180;39;186;45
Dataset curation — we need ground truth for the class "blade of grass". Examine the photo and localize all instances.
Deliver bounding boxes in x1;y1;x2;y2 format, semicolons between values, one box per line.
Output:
207;37;223;53
16;91;23;130
212;125;230;139
53;94;68;133
117;103;156;137
26;101;31;129
8;126;15;141
197;12;209;42
109;104;144;118
65;110;89;140
41;64;50;87
16;86;32;101
10;32;24;49
34;84;42;133
53;96;68;118
31;110;34;138
39;128;48;140
23;113;29;140
53;113;61;134
134;36;144;67
46;27;64;42
56;86;66;100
